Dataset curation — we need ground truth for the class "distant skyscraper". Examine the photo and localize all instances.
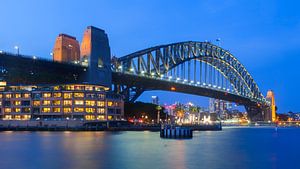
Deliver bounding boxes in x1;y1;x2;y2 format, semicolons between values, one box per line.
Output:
209;98;232;119
52;34;80;63
151;96;159;105
80;26;112;87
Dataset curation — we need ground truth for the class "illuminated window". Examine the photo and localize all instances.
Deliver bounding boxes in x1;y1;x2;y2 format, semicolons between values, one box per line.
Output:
53;100;61;106
86;108;95;113
107;115;113;120
33;101;40;106
63;93;72;99
14;108;21;113
0;101;2;106
97;115;105;120
15;115;21;120
15;93;21;98
5;94;11;98
42;107;51;113
42;100;51;106
14;101;21;106
53;92;62;97
53;108;61;113
85;86;93;91
0;94;2;98
23;93;30;98
74;100;84;105
74;107;84;112
74;92;84;98
53;86;60;90
4;108;11;113
74;85;84;90
63;108;72;113
107;101;113;107
4;115;12;120
97;101;105;107
97;108;105;114
85;100;95;106
63;100;72;106
43;93;51;98
85;115;95;120
66;85;74;90
23;115;31;120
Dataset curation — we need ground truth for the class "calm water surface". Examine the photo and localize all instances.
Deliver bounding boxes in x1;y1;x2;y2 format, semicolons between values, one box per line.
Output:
0;127;299;169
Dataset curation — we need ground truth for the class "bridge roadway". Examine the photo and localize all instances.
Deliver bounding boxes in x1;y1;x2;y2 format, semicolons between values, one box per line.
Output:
112;72;257;106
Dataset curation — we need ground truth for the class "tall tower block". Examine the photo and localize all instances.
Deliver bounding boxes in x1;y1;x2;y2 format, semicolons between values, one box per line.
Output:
266;90;276;122
80;26;112;87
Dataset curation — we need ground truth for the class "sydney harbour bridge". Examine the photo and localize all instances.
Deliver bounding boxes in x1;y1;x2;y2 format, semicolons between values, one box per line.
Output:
0;39;273;121
111;41;271;121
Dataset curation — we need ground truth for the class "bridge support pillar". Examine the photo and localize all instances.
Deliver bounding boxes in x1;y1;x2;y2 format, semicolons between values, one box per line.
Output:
245;104;271;122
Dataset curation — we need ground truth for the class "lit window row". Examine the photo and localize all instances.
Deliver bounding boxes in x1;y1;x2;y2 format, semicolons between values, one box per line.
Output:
3;115;31;120
3;93;30;99
85;115;105;120
36;107;105;114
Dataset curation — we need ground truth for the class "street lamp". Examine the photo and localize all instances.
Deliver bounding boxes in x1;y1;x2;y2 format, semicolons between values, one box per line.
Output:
14;46;19;55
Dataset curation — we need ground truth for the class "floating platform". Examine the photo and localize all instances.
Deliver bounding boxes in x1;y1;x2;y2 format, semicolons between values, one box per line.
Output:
160;125;193;139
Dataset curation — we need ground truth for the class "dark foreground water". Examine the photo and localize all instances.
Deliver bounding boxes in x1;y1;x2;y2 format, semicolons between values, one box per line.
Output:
0;127;299;169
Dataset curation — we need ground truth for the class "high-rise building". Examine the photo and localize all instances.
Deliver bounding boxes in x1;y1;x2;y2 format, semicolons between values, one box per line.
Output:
209;98;232;119
151;96;159;105
52;34;80;63
80;26;112;87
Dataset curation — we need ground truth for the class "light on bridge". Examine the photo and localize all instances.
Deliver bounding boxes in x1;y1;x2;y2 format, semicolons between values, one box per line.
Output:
176;77;180;81
171;87;176;91
168;76;172;79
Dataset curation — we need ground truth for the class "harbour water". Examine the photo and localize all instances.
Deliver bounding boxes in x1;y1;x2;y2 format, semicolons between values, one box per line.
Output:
0;127;299;169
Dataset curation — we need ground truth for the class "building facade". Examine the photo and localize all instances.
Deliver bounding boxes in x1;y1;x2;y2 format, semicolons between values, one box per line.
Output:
53;34;80;63
0;84;124;121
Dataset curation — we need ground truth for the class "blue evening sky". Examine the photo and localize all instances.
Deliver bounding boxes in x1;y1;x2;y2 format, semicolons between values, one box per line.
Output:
1;0;300;113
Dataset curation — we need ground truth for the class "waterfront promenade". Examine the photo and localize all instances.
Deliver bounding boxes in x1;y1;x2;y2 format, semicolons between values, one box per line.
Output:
0;120;222;131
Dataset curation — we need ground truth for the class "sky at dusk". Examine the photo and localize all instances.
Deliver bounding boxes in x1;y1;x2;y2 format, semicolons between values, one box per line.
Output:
1;0;300;113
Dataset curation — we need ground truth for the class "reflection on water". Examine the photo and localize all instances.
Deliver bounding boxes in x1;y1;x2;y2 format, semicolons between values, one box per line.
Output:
0;127;299;169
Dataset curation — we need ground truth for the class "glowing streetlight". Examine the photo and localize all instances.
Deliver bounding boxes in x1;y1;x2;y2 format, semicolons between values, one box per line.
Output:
14;46;19;55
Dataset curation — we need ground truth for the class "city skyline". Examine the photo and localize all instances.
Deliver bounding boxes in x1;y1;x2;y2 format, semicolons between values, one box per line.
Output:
1;0;300;112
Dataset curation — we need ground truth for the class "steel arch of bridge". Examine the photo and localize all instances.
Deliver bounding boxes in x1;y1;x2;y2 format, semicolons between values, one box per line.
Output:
112;41;267;105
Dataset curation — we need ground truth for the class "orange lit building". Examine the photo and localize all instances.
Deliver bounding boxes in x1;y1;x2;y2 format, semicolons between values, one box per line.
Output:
52;34;80;63
266;90;276;122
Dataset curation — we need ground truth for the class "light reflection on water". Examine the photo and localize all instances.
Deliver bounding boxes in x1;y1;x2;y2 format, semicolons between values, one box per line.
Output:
0;127;299;169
